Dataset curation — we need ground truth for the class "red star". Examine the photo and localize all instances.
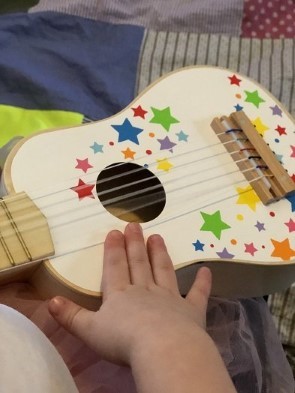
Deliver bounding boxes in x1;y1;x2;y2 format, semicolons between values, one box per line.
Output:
291;145;295;158
132;105;147;119
228;74;242;86
291;173;295;182
71;179;95;200
275;125;286;136
285;219;295;233
244;242;258;256
75;158;93;173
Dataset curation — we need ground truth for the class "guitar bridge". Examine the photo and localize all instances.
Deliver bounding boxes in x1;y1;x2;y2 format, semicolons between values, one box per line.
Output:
211;111;295;205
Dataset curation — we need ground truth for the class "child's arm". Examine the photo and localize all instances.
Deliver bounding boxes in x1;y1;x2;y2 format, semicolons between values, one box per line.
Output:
49;222;237;393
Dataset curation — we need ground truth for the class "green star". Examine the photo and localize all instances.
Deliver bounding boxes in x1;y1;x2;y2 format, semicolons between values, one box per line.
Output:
200;210;231;240
244;90;265;108
149;106;180;131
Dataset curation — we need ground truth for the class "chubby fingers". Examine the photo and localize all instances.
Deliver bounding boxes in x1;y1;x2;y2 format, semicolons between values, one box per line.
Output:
147;234;179;295
102;229;130;298
124;223;154;286
186;267;212;322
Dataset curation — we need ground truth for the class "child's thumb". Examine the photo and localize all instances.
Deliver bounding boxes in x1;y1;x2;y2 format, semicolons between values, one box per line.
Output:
48;296;94;340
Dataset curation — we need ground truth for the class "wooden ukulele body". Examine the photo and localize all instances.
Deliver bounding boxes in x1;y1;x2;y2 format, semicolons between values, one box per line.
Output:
1;66;295;309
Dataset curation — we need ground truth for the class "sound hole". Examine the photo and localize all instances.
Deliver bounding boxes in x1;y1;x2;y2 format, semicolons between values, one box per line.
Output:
96;162;166;223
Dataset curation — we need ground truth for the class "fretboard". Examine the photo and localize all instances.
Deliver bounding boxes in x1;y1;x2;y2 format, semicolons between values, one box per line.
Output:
0;192;54;270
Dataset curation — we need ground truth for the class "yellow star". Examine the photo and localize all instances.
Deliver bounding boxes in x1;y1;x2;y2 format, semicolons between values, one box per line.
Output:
271;238;295;261
251;117;269;136
121;147;136;159
157;158;173;172
236;185;261;211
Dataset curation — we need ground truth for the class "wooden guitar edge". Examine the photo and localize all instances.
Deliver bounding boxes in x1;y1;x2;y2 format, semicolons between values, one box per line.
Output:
26;258;295;311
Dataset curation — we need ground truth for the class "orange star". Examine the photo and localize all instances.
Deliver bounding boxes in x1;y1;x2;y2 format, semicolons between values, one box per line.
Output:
122;147;136;159
271;238;295;261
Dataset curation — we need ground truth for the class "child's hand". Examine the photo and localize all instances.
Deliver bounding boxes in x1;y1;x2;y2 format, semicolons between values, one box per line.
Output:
48;222;212;366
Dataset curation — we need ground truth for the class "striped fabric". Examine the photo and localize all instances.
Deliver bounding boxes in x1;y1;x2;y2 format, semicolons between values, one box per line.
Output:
136;31;295;116
30;0;244;35
269;288;295;346
268;288;295;375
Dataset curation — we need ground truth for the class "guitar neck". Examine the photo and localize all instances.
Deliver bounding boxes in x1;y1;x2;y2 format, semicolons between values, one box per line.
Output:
0;192;54;270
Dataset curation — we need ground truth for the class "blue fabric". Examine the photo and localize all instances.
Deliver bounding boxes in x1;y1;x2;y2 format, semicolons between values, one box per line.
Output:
0;12;144;120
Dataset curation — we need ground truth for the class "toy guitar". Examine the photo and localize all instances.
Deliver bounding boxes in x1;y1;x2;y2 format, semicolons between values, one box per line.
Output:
1;66;295;309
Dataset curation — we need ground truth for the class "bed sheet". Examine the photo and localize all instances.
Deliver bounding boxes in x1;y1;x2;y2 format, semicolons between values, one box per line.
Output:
0;1;294;392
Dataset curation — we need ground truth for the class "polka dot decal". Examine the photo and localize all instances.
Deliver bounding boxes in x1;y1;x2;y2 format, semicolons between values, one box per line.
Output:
242;0;294;38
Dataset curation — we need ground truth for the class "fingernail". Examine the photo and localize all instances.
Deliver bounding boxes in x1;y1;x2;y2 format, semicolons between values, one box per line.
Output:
108;230;123;240
148;234;163;245
49;297;65;316
128;222;142;233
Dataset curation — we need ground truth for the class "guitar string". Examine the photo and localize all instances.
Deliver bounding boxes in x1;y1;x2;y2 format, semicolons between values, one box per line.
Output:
0;160;270;247
6;128;264;207
0;128;275;252
1;184;259;266
1;143;266;227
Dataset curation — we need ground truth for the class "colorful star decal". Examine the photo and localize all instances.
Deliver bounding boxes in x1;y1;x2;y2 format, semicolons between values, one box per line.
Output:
244;90;265;108
234;104;243;111
132;105;147;119
149;107;180;131
291;145;295;158
192;240;205;251
244;242;258;256
176;130;189;142
271;238;295;261
228;74;242;86
71;179;95;200
275;154;283;163
236;185;261;211
286;193;295;212
112;118;143;145
200;210;231;240
122;147;136;159
90;142;103;153
275;125;287;136
255;221;265;231
252;117;269;136
285;219;295;233
216;248;235;259
75;158;93;173
270;105;283;117
157;136;177;152
156;158;173;172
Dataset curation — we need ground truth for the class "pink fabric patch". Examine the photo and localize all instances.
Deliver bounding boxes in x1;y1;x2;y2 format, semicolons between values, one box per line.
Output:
242;0;294;38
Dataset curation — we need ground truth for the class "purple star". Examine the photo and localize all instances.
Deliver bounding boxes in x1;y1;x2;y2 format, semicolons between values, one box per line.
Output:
157;136;177;153
216;248;235;259
270;105;283;117
255;221;265;231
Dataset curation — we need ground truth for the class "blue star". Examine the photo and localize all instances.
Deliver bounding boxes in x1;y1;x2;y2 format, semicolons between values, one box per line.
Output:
176;130;189;142
90;142;104;153
234;103;243;111
286;193;295;212
111;118;143;145
192;240;205;251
